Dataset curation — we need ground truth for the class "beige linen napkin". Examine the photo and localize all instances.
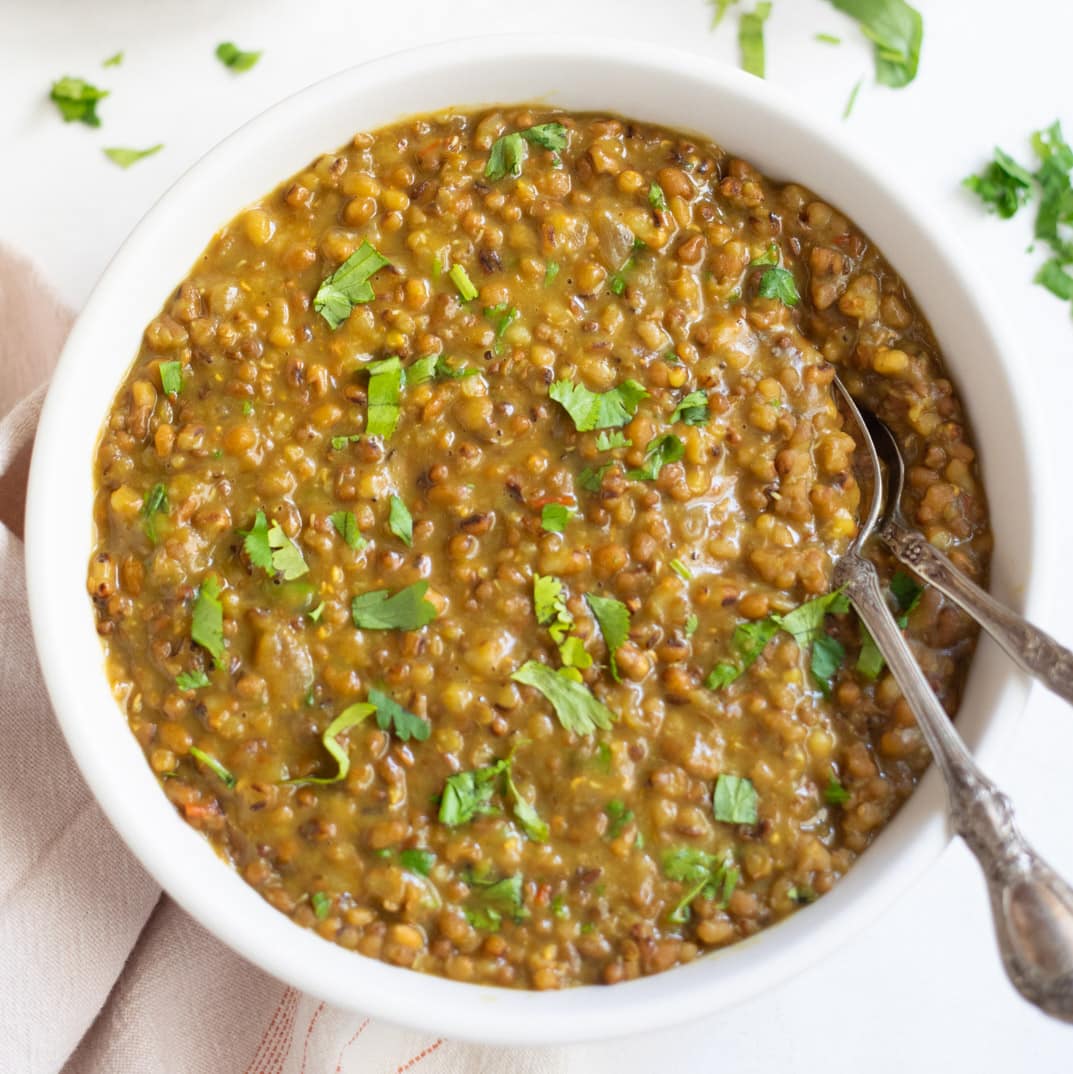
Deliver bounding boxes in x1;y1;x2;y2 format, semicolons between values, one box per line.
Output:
0;247;567;1074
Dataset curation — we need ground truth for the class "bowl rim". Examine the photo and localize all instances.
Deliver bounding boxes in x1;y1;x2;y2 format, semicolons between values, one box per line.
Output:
24;33;1051;1045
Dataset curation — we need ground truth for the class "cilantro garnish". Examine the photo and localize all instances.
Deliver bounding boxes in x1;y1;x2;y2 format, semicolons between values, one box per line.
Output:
628;434;684;481
544;261;560;286
351;580;438;630
191;576;225;668
1037;259;1073;300
399;848;436;876
484;302;519;354
594;430;631;451
773;590;851;646
541;503;573;533
670;390;709;426
104;144;163;169
685;614;699;637
713;774;759;824
140;482;168;543
577;462;613;493
738;2;772;78
189;746;235;788
669;558;693;581
549;377;648;431
330;510;366;550
406;354;478;384
175;669;210;691
50;76;108;126
215;41;262;72
464;871;528;930
827;0;923;88
810;634;846;696
365;356;404;439
648;182;668;210
757;266;800;306
313;242;391;329
368;686;429;742
585;593;630;682
485;123;569;181
511;660;615;736
311;891;333;919
448;264;478;302
856;625;885;680
308;602;325;622
825;775;852;805
843;78;864;120
890;570;923;627
387;495;413;547
963;149;1034;218
289;703;374;785
439;764;502;826
663;847;738;923
816;32;841;44
102;51;124;67
242;510;309;580
159;360;182;397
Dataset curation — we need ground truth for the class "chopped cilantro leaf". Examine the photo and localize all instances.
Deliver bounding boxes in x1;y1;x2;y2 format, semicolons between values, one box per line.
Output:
648;182;667;210
963;148;1034;218
50;76;108;126
544;261;560;286
448;263;478;301
311;891;332;919
330;510;366;551
843;78;864;120
215;41;262;72
773;590;850;646
503;763;549;842
825;775;851;806
400;848;436;875
522;123;568;151
713;774;759;824
387;495;413;547
439;760;506;826
705;618;779;689
484;302;519;354
175;669;210;691
159;360;182;396
189;746;235;788
534;574;573;644
586;593;630;682
685;614;699;637
242;401;254;416
351;580;438;630
594;430;631;451
890;570;923;627
709;0;739;25
816;32;841;44
738;2;772;79
629;434;684;481
330;434;361;450
856;624;885;679
541;503;573;533
827;0;923;88
605;799;635;839
578;462;613;493
558;635;593;671
757;266;800;305
314;242;390;329
368;686;429;742
663;846;738;923
549;377;648;431
407;354;478;384
1037;259;1073;300
308;602;325;622
242;510;308;580
102;51;124;67
485;132;527;182
289;703;374;785
191;576;225;668
511;660;615;736
140;482;168;543
365;355;403;439
671;390;709;426
104;144;163;169
669;558;693;581
811;632;846;695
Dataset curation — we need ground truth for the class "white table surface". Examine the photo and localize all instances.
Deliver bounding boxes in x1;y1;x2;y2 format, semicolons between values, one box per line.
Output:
4;0;1072;1069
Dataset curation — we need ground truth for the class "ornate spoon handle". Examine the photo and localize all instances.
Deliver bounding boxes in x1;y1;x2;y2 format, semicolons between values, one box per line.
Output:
834;551;1073;1022
879;517;1073;705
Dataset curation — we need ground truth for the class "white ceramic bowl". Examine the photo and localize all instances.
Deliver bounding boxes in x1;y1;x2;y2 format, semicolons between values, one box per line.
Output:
25;35;1049;1045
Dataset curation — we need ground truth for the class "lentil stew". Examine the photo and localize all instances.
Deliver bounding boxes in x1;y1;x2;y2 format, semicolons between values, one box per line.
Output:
88;106;990;989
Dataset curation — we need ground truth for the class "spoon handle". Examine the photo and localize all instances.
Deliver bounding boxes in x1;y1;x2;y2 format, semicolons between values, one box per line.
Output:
881;517;1073;706
835;551;1073;1023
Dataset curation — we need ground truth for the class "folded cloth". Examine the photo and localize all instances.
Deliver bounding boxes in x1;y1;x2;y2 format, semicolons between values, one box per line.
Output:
0;248;566;1074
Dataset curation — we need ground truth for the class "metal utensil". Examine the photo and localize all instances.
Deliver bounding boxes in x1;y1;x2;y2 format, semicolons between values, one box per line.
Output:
854;395;1073;705
832;378;1073;1023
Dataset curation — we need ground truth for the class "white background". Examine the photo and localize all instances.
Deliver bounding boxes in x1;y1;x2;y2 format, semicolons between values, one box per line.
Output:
3;0;1072;1069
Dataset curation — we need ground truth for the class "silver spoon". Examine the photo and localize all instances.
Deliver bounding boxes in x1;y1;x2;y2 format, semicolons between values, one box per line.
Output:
832;378;1073;1023
856;395;1073;705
